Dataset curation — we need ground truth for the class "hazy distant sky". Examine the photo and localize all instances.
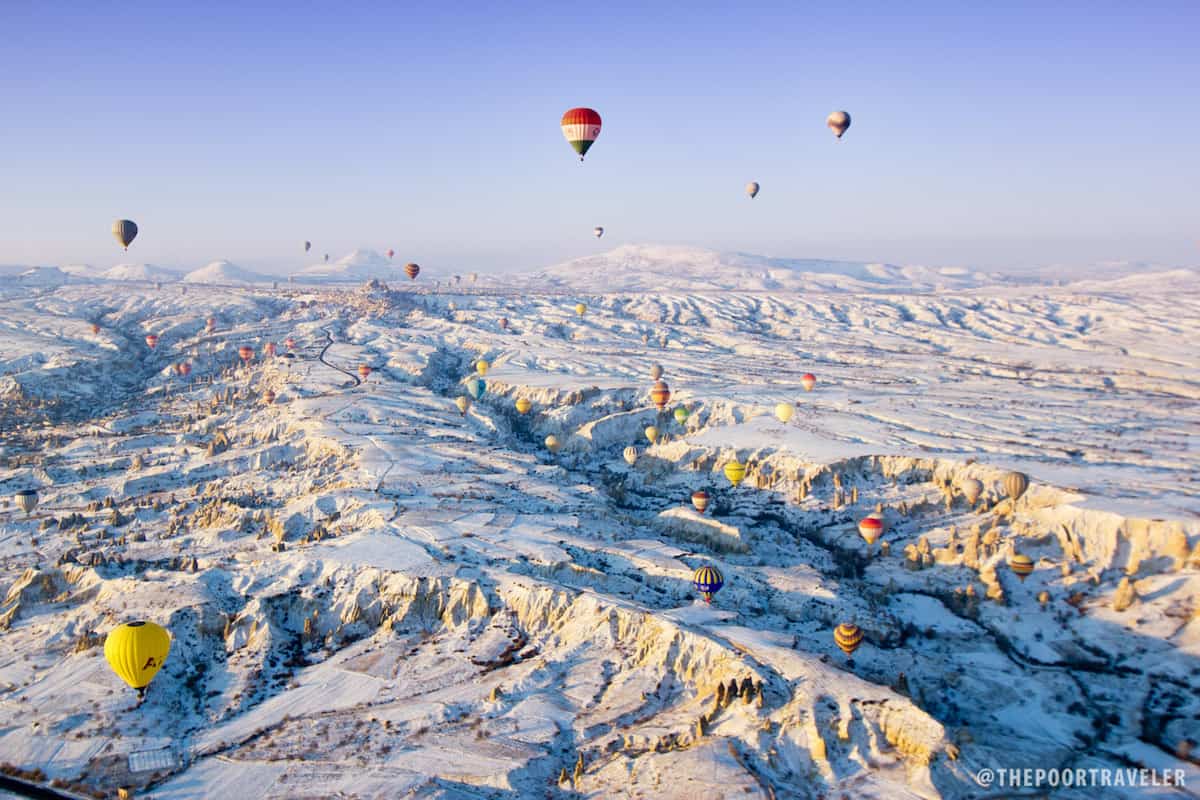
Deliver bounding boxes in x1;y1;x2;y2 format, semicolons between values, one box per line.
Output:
1;1;1196;275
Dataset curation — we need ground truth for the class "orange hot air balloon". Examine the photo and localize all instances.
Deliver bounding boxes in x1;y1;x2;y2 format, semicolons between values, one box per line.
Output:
205;317;216;332
834;623;863;657
358;364;372;379
691;490;710;514
263;389;276;405
144;334;159;349
858;516;883;545
404;263;420;281
1010;553;1035;581
801;373;816;392
177;362;191;377
238;346;254;364
285;337;296;350
561;107;602;161
650;380;671;410
263;342;277;358
91;323;101;335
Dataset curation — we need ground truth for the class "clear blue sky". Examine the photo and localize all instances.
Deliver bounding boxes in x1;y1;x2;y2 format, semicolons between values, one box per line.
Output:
1;1;1196;275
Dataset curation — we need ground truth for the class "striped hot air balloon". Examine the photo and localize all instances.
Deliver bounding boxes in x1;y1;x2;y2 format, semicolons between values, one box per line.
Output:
1004;471;1029;502
724;461;746;487
623;446;638;465
263;389;276;405
691;490;710;514
834;623;863;656
515;398;532;414
561;107;602;161
858;515;884;545
693;565;724;603
801;373;817;392
112;219;138;250
404;263;420;281
650;380;671;410
1009;553;1035;581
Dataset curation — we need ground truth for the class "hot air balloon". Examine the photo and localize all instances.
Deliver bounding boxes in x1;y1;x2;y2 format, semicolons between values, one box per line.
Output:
746;181;760;199
691;490;710;514
144;334;159;350
515;398;532;415
206;317;216;333
466;377;486;401
544;435;562;453
404;263;420;281
1009;553;1035;581
774;402;794;423
960;478;983;506
285;337;296;351
574;303;586;317
693;565;724;604
104;621;170;697
623;446;638;466
358;364;372;379
593;226;604;239
826;111;851;139
91;323;101;335
14;489;38;516
1004;472;1029;502
324;254;330;263
456;396;471;415
801;373;816;392
499;317;509;330
263;342;277;358
263;389;276;405
644;426;659;445
386;248;394;259
650;364;663;381
238;346;254;364
834;623;863;657
724;461;746;487
650;381;671;410
561;107;602;161
673;407;689;425
475;359;489;376
858;515;884;545
112;219;138;250
304;241;311;253
177;362;191;378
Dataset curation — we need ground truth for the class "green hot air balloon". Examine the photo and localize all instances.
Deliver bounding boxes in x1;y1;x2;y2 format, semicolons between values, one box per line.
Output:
112;219;138;250
673;407;689;424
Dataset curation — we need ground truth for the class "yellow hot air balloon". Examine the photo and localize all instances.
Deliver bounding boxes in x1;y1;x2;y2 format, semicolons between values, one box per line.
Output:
1009;553;1035;581
475;359;489;376
545;434;562;453
833;622;863;656
455;396;471;415
575;303;586;317
960;478;983;506
774;402;794;423
724;461;746;487
644;426;659;445
1004;471;1029;502
515;397;532;414
104;621;171;696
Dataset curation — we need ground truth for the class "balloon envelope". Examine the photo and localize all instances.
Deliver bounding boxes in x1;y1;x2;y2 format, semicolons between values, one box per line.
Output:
691;490;709;514
544;435;562;453
801;373;817;392
593;227;604;238
724;461;746;487
15;489;37;514
104;621;170;692
405;263;420;281
774;402;794;423
561;107;602;160
746;181;759;199
827;111;851;138
692;565;724;603
623;446;638;465
1004;472;1029;501
515;398;532;414
455;396;471;415
112;219;138;250
644;426;659;444
834;623;863;656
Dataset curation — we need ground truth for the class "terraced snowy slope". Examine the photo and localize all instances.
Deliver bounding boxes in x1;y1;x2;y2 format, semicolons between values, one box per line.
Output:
0;270;1196;799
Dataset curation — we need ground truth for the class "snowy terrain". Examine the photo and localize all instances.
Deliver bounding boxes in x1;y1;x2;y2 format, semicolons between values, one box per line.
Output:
0;248;1196;799
182;262;273;287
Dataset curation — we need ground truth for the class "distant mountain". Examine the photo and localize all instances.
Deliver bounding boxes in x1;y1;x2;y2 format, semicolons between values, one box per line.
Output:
520;244;998;293
295;249;402;283
100;263;184;282
183;260;271;285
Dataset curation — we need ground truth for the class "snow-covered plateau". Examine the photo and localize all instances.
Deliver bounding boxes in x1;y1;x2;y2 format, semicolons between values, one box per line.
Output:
0;246;1196;799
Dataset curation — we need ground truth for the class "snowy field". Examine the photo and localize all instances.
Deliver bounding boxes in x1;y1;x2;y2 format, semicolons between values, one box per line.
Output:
0;248;1196;799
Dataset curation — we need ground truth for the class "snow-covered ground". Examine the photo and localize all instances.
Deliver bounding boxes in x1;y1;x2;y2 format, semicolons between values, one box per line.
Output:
0;250;1196;799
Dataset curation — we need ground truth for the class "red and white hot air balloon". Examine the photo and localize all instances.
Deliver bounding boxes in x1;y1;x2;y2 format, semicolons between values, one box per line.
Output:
358;364;372;379
238;346;254;364
561;107;602;161
691;490;710;514
144;334;159;349
801;373;817;392
858;515;884;545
